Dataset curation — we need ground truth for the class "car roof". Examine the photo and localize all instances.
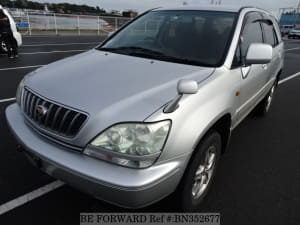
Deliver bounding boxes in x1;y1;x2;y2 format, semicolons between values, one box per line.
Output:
153;5;256;13
152;5;276;20
152;5;274;15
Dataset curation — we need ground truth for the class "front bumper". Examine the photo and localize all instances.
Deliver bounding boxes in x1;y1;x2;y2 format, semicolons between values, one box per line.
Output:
6;104;187;208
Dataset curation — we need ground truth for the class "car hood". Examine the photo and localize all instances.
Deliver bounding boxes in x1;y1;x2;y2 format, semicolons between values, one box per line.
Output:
25;49;214;146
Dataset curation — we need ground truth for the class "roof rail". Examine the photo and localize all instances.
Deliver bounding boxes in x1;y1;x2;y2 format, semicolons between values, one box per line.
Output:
240;6;270;13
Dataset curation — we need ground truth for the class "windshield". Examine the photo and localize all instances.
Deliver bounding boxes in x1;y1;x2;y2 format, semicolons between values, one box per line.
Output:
98;10;238;67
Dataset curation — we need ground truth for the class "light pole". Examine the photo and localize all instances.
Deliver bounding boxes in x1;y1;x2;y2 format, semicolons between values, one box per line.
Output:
10;0;16;8
293;1;300;28
296;0;300;27
211;0;222;5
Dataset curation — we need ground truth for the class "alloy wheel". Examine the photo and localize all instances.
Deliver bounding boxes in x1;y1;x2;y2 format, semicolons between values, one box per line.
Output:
1;41;8;52
191;146;217;199
265;85;276;112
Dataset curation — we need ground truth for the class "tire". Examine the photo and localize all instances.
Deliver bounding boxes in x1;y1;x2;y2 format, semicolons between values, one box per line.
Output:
177;131;222;212
254;81;277;117
0;40;8;53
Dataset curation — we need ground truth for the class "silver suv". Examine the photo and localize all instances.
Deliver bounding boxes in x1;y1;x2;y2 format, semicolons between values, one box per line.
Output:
6;6;284;211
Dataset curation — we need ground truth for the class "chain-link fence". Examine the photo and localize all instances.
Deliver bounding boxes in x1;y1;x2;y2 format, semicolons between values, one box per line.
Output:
10;11;132;36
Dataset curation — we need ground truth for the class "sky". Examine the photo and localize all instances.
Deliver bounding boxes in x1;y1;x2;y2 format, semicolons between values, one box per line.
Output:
35;0;300;14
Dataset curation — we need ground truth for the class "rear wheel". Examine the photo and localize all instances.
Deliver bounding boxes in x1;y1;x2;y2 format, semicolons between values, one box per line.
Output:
1;40;8;53
177;131;222;211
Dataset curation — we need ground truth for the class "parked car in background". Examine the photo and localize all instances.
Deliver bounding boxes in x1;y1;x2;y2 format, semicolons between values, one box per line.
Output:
6;6;284;211
280;24;294;36
288;28;300;39
0;5;22;53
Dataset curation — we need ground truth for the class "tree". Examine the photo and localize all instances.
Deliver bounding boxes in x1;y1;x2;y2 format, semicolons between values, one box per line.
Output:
0;0;108;15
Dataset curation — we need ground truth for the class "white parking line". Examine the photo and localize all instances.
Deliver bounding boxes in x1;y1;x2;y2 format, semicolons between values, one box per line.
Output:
0;49;88;57
286;46;300;52
278;72;300;85
22;42;99;47
0;65;44;71
19;49;87;55
0;98;16;103
0;180;64;215
282;38;300;43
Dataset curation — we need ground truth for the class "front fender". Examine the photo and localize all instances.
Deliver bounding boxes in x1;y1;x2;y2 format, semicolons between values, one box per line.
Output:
146;67;241;162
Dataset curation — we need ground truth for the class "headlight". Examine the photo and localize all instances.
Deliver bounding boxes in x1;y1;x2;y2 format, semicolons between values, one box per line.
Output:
84;120;171;168
16;79;25;106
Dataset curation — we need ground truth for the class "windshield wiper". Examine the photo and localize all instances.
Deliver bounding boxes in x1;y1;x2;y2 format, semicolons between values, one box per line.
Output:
153;55;212;67
98;46;164;56
98;46;212;67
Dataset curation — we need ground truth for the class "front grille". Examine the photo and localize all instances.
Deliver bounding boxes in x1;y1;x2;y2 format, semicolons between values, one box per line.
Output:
22;88;88;137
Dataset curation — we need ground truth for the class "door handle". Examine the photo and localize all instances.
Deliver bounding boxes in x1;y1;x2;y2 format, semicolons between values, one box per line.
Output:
262;64;268;70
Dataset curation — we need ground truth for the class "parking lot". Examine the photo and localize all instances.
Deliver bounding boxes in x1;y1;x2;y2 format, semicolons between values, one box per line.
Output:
0;36;300;225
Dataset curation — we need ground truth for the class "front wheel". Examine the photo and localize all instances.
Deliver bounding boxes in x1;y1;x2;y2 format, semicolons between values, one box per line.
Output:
255;82;277;117
177;131;222;211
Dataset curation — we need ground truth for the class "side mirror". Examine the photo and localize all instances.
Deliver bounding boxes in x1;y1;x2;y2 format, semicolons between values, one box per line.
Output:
177;79;198;95
164;80;198;113
245;43;273;65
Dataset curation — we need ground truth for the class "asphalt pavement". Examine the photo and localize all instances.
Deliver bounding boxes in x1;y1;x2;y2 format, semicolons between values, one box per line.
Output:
0;36;300;225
